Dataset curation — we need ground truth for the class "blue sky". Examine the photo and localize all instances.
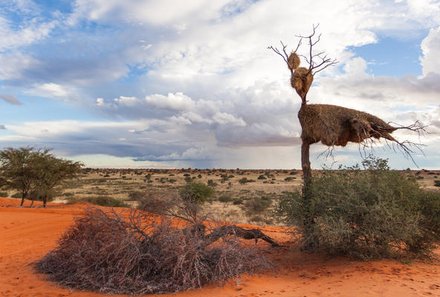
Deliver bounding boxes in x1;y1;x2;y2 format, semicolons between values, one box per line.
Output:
0;0;439;169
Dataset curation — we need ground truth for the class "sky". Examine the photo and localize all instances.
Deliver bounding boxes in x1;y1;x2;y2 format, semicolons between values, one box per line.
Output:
0;0;439;169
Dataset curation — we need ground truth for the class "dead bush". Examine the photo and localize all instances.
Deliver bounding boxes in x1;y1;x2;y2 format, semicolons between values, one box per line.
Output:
36;208;271;294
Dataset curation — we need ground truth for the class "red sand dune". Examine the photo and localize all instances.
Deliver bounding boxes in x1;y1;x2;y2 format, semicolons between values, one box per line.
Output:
0;197;439;297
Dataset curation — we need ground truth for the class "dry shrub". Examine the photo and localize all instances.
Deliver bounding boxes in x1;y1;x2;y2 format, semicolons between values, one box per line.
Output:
298;104;397;146
36;208;269;294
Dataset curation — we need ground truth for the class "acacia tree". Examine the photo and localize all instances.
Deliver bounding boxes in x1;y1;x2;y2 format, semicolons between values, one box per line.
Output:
32;151;82;207
0;147;82;207
270;25;425;249
0;147;39;206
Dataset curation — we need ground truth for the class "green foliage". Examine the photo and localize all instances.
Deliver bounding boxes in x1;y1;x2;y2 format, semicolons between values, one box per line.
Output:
0;147;37;202
277;157;440;259
434;180;440;187
69;196;128;207
179;182;214;205
0;147;82;206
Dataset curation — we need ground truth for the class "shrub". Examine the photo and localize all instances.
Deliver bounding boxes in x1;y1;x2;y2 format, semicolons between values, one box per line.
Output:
207;179;217;187
218;194;234;203
238;178;254;184
277;157;440;259
245;196;272;214
36;208;269;294
434;180;440;187
232;198;243;205
70;196;128;207
179;182;214;205
257;175;267;180
0;191;8;197
128;191;143;200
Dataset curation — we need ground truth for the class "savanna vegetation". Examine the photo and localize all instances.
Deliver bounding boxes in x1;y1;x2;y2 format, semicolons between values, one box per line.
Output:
0;147;82;207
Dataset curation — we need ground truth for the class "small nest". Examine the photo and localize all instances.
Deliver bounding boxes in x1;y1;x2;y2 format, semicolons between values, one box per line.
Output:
287;52;300;70
298;104;397;146
291;67;314;100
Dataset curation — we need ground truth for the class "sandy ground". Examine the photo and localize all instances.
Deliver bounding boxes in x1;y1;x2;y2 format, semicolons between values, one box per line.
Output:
0;198;439;297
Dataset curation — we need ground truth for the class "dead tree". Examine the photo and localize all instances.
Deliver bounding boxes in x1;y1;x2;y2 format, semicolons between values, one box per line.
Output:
269;25;425;249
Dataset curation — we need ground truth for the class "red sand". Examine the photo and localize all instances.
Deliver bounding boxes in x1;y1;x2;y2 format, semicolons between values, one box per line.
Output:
0;197;439;297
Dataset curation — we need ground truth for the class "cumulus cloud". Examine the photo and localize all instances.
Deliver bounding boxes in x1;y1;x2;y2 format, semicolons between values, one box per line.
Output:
30;83;72;98
421;26;440;76
0;0;439;168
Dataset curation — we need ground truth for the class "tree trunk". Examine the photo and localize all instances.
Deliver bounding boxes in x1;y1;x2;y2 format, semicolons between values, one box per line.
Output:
20;191;25;207
43;195;47;208
301;139;316;250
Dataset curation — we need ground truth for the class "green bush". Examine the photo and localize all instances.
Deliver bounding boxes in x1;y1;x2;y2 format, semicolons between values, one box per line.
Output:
69;196;128;207
179;182;214;204
245;196;272;214
0;191;9;197
434;180;440;187
277;157;440;259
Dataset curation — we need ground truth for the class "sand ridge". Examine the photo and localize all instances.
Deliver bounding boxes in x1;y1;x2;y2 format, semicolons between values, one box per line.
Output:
0;197;439;297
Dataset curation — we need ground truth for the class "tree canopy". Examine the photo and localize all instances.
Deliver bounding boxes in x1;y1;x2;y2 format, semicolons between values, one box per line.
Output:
0;147;82;207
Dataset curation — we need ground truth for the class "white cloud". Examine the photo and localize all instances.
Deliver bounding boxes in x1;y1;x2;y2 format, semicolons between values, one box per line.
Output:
31;83;71;98
95;97;104;106
0;52;39;80
144;93;195;111
421;26;440;76
0;15;56;52
212;112;246;126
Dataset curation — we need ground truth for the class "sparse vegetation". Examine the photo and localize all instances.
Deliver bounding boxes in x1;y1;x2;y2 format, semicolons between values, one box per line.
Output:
68;196;128;207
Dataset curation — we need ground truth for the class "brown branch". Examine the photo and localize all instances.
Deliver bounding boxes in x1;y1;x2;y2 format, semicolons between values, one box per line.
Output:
205;225;281;247
268;41;289;64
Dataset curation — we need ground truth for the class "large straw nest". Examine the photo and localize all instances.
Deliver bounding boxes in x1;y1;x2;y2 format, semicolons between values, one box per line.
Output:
291;67;314;100
298;104;397;146
287;52;300;70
